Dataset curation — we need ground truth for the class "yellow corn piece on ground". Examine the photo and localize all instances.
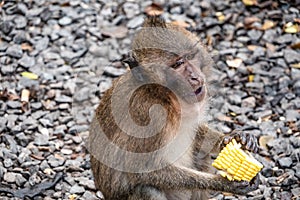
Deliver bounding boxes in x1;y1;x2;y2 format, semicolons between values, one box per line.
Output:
212;139;263;182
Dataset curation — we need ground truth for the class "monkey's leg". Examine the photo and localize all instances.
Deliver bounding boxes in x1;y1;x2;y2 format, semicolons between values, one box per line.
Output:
191;191;209;200
133;165;258;195
128;185;168;200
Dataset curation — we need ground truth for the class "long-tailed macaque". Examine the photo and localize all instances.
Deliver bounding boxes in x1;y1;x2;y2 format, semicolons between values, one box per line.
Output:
88;16;259;200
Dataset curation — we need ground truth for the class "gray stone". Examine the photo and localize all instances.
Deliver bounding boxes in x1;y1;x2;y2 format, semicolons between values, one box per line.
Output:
0;65;14;75
247;29;263;41
275;34;293;44
6;45;23;58
58;16;72;26
103;66;127;77
48;156;65;168
123;2;140;19
7;101;22;109
285;110;299;122
15;174;27;186
74;87;90;102
0;21;13;34
278;157;293;168
35;37;49;51
4;159;14;168
284;49;300;64
34;133;49;146
18;54;36;69
55;95;72;103
14;15;28;29
82;191;97;200
4;172;17;183
291;187;300;197
127;15;144;29
69;184;85;194
89;44;109;57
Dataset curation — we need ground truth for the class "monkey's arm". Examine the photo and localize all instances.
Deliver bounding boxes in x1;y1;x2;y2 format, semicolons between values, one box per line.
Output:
133;165;258;195
194;125;259;154
194;124;225;155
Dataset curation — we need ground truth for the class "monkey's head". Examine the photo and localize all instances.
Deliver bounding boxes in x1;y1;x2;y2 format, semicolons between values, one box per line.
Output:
125;16;213;108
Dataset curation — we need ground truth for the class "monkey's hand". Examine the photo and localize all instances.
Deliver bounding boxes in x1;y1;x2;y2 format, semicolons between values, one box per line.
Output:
222;173;260;195
222;131;258;153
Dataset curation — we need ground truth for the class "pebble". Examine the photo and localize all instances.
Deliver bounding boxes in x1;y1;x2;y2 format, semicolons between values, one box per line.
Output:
127;15;144;29
13;15;28;29
18;54;36;69
247;29;263;41
0;21;13;34
6;44;23;58
58;16;72;26
69;184;85;194
7;101;22;109
4;172;17;183
284;49;300;64
82;191;97;200
278;157;293;168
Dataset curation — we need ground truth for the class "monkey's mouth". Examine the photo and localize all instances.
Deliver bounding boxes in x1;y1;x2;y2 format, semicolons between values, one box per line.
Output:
194;87;203;95
194;86;206;102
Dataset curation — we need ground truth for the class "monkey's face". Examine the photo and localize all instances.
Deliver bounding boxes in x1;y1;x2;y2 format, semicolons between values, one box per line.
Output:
168;49;207;104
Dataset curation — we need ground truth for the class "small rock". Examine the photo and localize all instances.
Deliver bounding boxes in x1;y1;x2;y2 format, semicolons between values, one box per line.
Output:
13;15;27;29
242;96;256;108
7;101;22;109
18;54;36;69
58;16;72;26
4;172;17;183
275;34;293;44
0;21;13;34
285;110;299;122
127;15;144;29
247;29;263;41
34;133;49;146
35;37;49;52
15;174;27;186
278;157;293;168
89;44;109;57
61;149;73;155
0;65;14;75
82;191;97;200
103;66;127;77
55;95;72;103
4;159;14;168
47;156;65;168
74;87;90;102
291;187;300;197
69;184;85;194
6;45;23;58
123;2;140;19
284;49;300;64
102;26;128;39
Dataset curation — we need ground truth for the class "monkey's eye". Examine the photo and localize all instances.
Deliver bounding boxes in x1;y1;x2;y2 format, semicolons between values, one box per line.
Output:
171;58;185;69
185;51;198;60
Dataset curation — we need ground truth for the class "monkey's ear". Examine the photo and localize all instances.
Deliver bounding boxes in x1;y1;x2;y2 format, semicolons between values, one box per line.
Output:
142;16;167;28
123;54;139;69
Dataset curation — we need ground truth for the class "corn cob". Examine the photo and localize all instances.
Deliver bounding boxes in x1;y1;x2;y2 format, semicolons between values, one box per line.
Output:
212;139;263;182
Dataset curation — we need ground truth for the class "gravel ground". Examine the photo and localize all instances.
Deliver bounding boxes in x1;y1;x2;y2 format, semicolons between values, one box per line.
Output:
0;0;299;199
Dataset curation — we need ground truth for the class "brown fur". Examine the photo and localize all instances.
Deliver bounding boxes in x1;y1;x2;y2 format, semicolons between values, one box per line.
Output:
89;16;257;200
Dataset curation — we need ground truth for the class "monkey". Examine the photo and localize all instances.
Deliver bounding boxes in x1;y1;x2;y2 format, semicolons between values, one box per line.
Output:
88;16;260;200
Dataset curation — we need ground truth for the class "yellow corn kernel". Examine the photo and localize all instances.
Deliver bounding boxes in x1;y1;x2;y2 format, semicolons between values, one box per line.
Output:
212;139;263;181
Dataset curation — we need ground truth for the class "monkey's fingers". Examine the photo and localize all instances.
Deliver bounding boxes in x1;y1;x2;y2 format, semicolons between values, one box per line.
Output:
244;134;258;153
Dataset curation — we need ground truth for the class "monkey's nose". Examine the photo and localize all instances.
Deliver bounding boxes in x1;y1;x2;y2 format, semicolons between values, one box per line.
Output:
189;76;203;87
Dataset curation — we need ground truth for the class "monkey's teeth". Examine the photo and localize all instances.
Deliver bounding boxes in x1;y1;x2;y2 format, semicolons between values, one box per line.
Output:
212;139;263;182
